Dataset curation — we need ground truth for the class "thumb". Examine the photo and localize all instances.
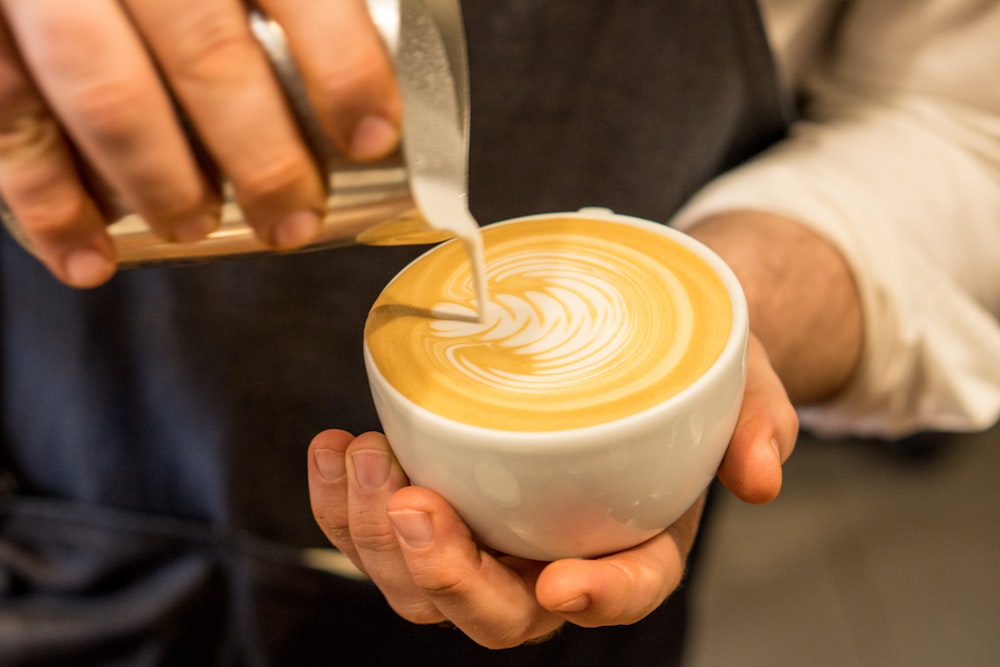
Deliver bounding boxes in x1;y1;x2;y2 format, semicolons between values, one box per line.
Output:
718;335;799;504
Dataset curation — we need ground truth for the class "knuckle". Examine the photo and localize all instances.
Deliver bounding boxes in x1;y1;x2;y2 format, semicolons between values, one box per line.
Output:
0;164;89;235
388;599;445;626
607;559;643;593
231;148;313;204
738;410;772;437
311;505;346;533
349;511;401;551
65;75;149;148
602;560;667;620
319;525;353;551
133;183;208;222
310;506;350;542
311;55;389;109
14;191;94;243
168;9;257;85
0;106;61;160
410;567;477;600
21;192;84;227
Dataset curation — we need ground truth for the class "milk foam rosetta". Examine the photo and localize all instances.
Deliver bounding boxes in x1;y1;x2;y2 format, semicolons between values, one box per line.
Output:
365;216;732;431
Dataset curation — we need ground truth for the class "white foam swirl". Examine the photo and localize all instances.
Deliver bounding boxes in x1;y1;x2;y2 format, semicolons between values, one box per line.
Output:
426;245;693;395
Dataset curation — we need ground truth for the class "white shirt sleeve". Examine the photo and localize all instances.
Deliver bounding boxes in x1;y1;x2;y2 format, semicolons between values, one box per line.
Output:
672;0;1000;438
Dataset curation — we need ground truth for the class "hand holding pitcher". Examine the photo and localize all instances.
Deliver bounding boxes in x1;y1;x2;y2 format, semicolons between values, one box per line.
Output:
0;0;400;287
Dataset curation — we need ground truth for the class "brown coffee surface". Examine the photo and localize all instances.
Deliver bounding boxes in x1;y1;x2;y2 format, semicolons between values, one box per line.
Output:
365;216;732;431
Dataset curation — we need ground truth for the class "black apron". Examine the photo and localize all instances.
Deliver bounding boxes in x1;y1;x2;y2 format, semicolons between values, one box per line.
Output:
0;1;787;664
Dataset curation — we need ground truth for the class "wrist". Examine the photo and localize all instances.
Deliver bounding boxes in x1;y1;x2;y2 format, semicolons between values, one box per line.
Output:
684;210;863;404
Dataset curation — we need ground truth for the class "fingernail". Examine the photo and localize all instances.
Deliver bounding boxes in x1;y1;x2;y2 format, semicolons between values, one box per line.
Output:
350;115;399;161
315;449;346;483
388;509;433;548
64;247;115;287
273;210;320;248
352;450;391;490
171;214;217;243
553;594;591;613
770;437;783;463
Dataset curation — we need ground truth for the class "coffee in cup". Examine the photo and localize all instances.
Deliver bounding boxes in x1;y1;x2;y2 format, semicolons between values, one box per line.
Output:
364;209;747;560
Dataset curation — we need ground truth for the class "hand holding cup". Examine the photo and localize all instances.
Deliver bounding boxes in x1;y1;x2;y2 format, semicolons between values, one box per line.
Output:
364;210;748;560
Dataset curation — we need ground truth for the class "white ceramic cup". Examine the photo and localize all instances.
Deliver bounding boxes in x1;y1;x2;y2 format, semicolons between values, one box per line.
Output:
364;209;748;560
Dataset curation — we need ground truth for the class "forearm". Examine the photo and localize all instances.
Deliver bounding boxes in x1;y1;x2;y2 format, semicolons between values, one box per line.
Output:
673;0;1000;438
685;210;862;406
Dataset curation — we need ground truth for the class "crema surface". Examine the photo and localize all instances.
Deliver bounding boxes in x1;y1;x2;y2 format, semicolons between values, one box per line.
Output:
365;217;732;431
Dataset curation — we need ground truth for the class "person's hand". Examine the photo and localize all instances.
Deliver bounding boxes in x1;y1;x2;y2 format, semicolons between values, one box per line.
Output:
307;333;797;648
0;1;400;287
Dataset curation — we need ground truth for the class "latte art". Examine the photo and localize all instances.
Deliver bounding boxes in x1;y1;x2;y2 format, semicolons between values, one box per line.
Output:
427;244;692;396
365;216;732;431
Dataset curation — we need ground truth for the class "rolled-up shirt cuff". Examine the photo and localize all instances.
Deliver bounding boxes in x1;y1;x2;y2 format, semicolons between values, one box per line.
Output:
670;109;1000;439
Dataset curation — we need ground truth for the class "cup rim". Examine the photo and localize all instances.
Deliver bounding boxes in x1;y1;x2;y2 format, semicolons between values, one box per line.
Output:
365;208;749;449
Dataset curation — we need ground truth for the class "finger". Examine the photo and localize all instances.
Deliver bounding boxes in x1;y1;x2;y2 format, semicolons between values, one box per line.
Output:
535;493;705;627
0;20;114;287
124;0;325;248
257;0;401;160
4;1;221;247
718;335;800;504
386;486;563;649
307;429;363;566
345;432;445;624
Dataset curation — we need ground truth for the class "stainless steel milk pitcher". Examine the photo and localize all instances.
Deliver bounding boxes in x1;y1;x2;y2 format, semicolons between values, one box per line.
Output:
0;0;471;265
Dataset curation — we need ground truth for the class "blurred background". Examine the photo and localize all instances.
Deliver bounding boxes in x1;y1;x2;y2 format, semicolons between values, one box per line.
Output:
686;423;1000;667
